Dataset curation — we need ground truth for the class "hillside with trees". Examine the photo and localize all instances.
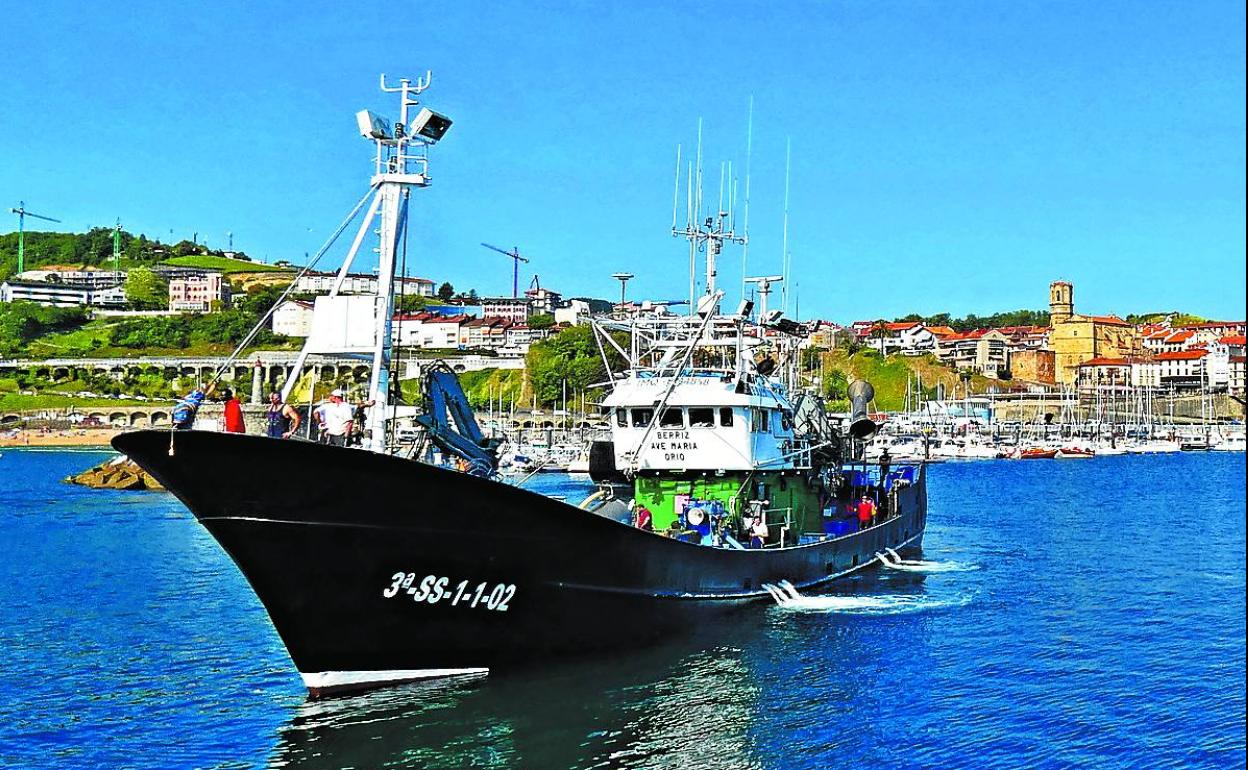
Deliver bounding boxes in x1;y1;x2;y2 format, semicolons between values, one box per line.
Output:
0;227;264;279
892;309;1050;331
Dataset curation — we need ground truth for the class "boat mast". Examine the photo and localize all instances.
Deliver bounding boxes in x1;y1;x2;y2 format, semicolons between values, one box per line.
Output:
672;121;747;317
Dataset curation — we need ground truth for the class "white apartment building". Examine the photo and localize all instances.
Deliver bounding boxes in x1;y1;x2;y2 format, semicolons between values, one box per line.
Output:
480;297;531;324
270;299;315;337
294;271;435;296
1;280;94;307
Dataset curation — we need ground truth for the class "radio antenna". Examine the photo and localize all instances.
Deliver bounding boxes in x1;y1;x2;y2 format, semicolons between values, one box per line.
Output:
670;144;682;231
780;136;791;314
740;96;753;303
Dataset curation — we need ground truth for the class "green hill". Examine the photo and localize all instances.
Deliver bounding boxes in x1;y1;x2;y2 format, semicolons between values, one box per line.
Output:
163;255;289;274
812;348;994;412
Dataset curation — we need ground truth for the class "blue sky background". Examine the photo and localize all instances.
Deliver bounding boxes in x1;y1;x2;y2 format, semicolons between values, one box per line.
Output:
2;0;1244;321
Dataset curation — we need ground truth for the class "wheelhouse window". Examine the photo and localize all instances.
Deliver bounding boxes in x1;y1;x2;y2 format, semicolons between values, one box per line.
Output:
631;408;653;427
719;407;734;427
688;408;715;428
752;408;770;433
615;409;628;427
659;408;684;428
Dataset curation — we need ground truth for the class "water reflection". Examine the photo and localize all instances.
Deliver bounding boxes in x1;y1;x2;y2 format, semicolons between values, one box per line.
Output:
268;622;772;769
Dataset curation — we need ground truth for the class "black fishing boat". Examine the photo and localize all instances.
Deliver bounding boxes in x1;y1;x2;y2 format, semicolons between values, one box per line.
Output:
116;74;929;697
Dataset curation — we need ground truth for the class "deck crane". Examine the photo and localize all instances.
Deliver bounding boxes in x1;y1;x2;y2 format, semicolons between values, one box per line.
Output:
9;201;61;274
480;242;530;298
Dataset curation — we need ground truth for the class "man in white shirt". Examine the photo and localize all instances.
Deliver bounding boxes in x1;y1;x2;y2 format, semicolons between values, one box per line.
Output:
316;389;357;447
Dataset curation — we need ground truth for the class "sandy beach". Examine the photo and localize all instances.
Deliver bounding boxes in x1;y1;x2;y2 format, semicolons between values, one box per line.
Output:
0;429;122;448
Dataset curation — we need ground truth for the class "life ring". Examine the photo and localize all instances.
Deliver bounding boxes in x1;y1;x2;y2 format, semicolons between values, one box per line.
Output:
686;507;706;526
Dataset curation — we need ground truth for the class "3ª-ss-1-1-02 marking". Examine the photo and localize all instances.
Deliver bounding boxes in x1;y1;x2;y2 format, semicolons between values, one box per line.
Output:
383;572;517;612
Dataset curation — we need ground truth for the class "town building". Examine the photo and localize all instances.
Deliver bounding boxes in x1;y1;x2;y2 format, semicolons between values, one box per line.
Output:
805;320;850;349
169;273;230;312
270;299;315;337
855;321;940;356
524;286;563;316
1010;348;1056;385
1075;357;1139;393
293;271;435;296
996;325;1050;351
554;299;591;326
1135;350;1208;392
1046;280;1141;385
1;280;95;307
480;297;531;324
936;329;1010;378
91;285;128;309
17;268;127;289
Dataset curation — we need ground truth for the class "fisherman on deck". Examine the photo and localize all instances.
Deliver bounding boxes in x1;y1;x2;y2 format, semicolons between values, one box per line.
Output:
221;388;245;433
172;382;217;430
746;499;769;548
315;389;356;447
265;391;302;439
634;503;653;532
857;495;876;530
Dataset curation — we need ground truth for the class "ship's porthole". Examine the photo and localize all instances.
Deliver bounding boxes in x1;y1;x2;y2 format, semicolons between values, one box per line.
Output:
852;555;859;567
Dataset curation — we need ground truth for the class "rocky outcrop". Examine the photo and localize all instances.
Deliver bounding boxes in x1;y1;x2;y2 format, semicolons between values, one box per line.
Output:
66;455;165;491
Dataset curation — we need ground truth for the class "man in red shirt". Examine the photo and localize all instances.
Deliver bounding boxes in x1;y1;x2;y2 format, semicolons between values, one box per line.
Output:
857;495;876;531
221;388;246;433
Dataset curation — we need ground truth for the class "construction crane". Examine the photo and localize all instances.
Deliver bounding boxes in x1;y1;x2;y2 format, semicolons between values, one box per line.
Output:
480;242;530;298
9;201;61;274
112;220;123;280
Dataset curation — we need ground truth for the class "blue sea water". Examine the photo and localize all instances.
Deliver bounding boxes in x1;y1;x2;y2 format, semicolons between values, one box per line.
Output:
0;449;1243;769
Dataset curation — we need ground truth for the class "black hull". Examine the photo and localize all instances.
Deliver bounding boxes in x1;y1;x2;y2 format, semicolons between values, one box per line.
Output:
114;430;927;695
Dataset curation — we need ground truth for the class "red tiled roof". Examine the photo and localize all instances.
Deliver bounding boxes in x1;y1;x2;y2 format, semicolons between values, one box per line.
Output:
1219;335;1246;345
927;325;958;337
1154;350;1208;361
1087;315;1131;326
1164;330;1194;343
1078;357;1131;367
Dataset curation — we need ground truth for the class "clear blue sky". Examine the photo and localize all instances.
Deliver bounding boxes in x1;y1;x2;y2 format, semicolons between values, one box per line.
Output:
3;0;1244;321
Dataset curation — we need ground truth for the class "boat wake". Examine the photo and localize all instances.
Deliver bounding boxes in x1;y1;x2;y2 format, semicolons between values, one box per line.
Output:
876;547;979;573
760;580;970;615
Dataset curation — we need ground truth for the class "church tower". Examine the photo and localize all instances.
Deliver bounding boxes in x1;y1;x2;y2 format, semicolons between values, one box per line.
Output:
1049;280;1074;325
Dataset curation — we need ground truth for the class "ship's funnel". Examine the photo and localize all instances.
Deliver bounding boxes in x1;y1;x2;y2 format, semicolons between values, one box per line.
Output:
847;380;877;439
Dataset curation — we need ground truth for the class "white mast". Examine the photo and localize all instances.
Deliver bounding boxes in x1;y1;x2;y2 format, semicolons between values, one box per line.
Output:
280;72;452;454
